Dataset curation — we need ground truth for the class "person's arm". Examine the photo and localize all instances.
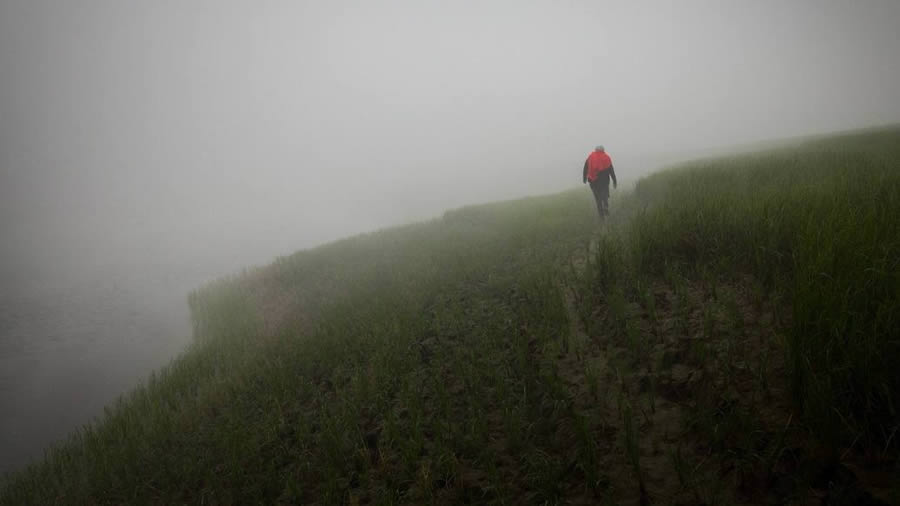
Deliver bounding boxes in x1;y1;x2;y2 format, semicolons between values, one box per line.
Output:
609;164;617;188
582;159;589;183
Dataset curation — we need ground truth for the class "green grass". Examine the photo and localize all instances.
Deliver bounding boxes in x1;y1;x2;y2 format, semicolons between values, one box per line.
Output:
2;126;898;504
627;127;900;455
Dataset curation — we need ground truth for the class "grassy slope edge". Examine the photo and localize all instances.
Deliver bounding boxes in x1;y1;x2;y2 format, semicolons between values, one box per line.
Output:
1;126;898;505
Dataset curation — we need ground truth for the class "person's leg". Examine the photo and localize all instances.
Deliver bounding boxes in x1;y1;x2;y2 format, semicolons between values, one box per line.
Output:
590;182;604;217
597;182;610;216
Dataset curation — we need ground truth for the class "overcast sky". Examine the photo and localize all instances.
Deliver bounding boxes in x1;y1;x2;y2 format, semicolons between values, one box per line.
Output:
2;0;899;276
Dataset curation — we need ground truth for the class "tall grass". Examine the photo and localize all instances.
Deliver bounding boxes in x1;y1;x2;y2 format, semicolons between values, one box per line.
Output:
614;128;900;456
1;190;598;504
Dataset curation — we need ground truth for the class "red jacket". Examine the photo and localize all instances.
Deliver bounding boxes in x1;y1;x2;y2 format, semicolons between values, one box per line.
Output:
583;150;616;183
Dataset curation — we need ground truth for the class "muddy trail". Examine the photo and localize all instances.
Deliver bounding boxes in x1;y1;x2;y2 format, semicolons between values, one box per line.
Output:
549;234;895;505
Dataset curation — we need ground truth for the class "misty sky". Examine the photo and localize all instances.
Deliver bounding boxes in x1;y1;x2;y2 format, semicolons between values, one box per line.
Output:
2;0;899;276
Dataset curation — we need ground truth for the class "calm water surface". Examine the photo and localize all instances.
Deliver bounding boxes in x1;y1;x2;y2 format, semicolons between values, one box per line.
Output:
0;261;219;475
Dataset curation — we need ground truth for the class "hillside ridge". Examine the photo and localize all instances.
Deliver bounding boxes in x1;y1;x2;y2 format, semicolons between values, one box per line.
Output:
2;126;898;505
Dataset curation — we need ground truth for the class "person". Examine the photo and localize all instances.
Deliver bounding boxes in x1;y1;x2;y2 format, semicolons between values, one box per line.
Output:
582;145;617;217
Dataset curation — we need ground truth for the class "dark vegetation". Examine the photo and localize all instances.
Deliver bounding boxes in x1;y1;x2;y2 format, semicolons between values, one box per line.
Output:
2;127;898;504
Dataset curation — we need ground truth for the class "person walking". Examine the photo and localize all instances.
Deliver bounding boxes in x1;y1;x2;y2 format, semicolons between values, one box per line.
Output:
582;145;617;217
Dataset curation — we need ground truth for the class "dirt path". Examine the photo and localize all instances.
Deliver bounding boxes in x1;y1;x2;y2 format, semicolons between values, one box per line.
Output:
557;230;898;505
557;233;792;504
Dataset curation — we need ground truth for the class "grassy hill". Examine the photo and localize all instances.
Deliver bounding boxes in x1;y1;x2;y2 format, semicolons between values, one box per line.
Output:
2;127;898;505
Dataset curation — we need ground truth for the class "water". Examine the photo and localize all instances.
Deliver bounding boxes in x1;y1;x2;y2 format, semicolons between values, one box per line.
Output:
0;260;215;475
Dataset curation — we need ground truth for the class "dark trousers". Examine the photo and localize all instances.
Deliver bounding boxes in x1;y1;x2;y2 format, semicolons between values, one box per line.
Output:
589;179;610;217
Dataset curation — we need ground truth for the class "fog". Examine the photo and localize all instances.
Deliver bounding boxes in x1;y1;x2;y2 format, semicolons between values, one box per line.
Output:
2;0;899;474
